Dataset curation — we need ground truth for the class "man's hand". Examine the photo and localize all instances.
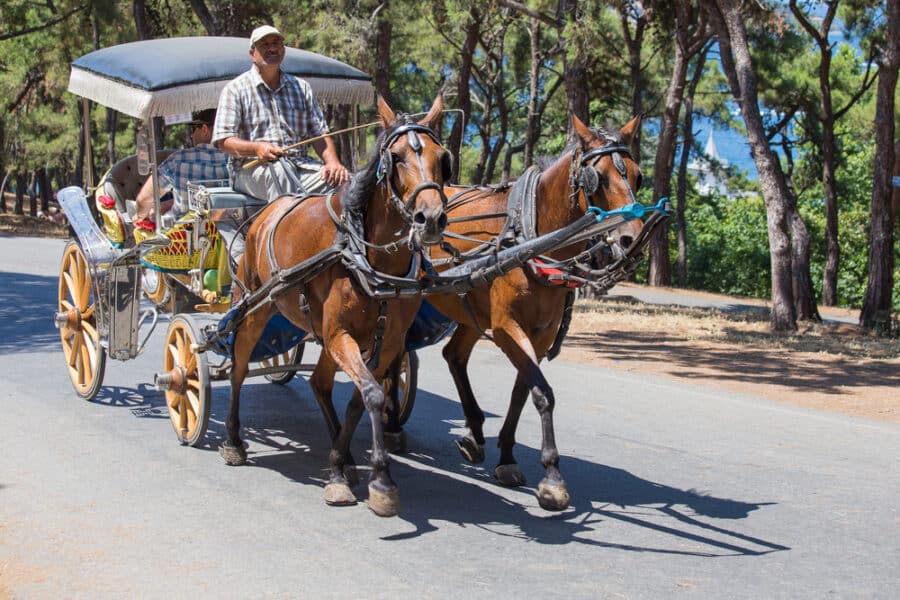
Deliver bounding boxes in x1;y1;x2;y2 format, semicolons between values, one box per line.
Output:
320;160;350;186
254;141;284;163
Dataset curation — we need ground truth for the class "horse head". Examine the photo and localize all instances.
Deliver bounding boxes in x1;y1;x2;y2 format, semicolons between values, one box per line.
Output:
375;95;450;250
571;114;644;251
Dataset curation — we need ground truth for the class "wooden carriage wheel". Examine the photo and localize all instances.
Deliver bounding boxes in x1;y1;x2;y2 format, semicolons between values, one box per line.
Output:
262;342;305;385
383;350;418;426
160;314;211;446
58;241;107;400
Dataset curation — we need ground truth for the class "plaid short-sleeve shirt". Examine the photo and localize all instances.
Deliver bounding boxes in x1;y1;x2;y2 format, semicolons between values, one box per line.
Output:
213;66;330;171
158;143;229;214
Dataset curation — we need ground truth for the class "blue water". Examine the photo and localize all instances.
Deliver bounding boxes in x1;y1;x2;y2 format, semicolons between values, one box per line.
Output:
691;116;757;180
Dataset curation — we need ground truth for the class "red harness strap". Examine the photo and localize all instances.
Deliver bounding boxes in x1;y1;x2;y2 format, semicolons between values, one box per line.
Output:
527;258;581;288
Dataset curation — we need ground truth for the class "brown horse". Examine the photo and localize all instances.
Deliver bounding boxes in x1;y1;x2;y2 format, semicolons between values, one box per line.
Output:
420;115;643;511
220;96;450;517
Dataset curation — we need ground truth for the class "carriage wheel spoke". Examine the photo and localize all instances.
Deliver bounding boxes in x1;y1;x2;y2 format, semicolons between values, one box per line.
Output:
78;340;91;385
68;333;83;368
62;271;77;303
186;389;201;420
178;393;188;431
185;352;197;374
82;304;95;321
82;330;98;370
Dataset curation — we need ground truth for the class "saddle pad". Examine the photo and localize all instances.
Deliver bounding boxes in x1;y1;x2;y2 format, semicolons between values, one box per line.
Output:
209;310;307;361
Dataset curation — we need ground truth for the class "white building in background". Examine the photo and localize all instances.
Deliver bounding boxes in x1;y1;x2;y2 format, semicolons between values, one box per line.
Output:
687;130;731;197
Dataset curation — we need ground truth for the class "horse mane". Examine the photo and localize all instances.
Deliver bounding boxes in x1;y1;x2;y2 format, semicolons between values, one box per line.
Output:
534;126;624;172
341;113;419;213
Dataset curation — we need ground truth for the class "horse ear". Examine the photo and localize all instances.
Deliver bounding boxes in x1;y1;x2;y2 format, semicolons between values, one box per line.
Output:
418;95;444;129
377;95;396;127
571;114;595;147
620;114;643;146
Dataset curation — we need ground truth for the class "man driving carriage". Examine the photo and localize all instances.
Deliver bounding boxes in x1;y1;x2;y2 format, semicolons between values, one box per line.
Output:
213;25;350;201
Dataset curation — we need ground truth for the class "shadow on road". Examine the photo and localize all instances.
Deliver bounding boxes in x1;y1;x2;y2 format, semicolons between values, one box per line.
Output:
565;328;899;398
16;267;788;557
162;377;787;557
0;272;61;354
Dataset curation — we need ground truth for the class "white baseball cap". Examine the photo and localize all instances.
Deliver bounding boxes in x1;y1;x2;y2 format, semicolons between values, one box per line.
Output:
249;25;284;49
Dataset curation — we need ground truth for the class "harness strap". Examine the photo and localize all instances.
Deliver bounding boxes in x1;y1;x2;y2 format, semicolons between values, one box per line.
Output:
266;192;313;274
459;292;493;343
297;285;322;345
546;290;575;361
505;166;541;242
365;300;389;371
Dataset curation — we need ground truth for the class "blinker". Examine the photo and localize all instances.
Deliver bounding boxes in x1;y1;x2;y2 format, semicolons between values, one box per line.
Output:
579;167;600;195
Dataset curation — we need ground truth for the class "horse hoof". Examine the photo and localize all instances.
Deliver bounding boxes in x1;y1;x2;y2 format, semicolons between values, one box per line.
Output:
367;484;401;517
219;443;246;466
384;430;407;454
495;463;526;487
344;464;360;488
455;437;485;463
536;481;570;511
324;483;357;506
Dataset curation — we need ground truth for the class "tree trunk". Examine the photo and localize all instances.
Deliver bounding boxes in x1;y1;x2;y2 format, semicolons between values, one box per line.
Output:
560;0;588;140
648;40;688;286
14;173;25;215
893;138;899;232
524;16;541;169
39;169;51;213
708;0;797;330
106;109;117;168
675;47;710;287
133;0;151;40
27;171;38;217
790;0;841;306
860;0;899;332
189;0;221;35
373;0;393;106
448;9;478;184
790;205;821;322
619;5;649;157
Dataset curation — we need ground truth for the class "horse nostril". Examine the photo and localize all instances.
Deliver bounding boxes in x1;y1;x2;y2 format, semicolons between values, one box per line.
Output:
413;211;427;226
437;212;448;231
619;235;634;249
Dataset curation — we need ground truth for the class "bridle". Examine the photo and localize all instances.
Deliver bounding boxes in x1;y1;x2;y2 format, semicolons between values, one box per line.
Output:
570;143;639;209
376;122;450;223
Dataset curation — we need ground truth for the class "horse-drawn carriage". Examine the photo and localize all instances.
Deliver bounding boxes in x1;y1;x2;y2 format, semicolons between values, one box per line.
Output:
53;37;442;448
54;36;671;515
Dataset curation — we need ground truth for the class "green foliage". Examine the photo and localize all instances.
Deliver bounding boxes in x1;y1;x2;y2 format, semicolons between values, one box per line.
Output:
684;194;772;298
0;0;892;314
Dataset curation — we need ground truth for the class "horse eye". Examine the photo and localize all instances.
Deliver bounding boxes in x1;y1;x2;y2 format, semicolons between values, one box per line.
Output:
635;172;643;191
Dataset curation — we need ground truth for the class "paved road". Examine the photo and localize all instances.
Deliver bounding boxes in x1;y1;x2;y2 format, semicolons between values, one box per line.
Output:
1;234;897;599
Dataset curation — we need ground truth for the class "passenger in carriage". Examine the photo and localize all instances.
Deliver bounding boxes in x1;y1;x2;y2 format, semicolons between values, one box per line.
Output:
133;108;229;230
212;24;350;201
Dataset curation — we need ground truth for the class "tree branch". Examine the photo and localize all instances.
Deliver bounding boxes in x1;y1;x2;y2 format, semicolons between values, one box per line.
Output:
0;3;87;41
495;0;561;28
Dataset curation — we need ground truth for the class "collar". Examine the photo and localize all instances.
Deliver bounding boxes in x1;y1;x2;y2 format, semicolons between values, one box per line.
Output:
250;65;284;92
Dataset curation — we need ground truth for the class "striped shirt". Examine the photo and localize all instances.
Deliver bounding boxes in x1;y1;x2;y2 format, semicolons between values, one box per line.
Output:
158;144;229;214
212;66;329;171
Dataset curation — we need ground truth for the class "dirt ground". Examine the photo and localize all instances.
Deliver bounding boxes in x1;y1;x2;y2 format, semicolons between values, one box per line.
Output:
3;210;896;424
559;288;899;424
0;210;69;238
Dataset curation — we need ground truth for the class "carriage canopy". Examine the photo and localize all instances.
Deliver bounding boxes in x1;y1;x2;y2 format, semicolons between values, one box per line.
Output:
68;36;373;120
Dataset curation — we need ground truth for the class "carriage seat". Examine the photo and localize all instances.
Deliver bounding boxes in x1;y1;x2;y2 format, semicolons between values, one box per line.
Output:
100;149;176;216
